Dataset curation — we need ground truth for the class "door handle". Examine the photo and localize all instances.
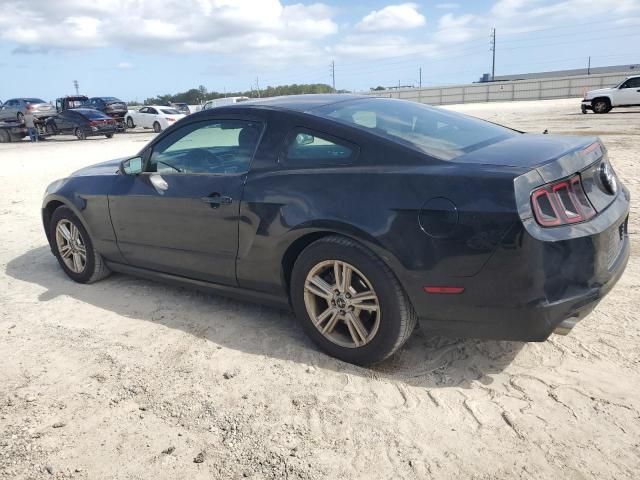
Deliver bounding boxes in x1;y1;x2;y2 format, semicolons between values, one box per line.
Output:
201;195;233;207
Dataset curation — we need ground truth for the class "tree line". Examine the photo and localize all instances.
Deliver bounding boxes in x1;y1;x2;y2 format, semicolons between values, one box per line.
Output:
142;83;350;106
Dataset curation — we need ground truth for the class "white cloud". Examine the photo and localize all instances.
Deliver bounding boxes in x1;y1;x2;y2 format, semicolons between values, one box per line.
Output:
117;62;134;70
435;13;477;44
0;0;338;65
356;3;426;32
435;3;460;9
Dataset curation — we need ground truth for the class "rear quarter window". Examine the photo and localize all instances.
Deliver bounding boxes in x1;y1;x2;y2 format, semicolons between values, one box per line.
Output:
282;128;358;166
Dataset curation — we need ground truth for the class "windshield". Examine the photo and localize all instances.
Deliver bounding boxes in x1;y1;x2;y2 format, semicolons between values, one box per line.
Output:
160;108;180;114
23;98;46;104
312;98;517;160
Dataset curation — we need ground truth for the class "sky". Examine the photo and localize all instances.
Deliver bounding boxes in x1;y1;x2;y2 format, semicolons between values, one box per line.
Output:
0;0;639;102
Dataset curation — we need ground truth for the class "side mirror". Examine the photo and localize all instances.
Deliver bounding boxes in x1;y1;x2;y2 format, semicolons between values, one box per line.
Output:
120;156;143;175
295;133;315;145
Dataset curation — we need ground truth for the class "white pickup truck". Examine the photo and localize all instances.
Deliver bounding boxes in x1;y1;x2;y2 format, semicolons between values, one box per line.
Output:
581;75;640;114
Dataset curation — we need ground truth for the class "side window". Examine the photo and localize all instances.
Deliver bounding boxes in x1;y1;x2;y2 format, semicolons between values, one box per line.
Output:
284;129;357;165
147;119;263;175
626;78;640;88
148;108;158;115
138;107;148;114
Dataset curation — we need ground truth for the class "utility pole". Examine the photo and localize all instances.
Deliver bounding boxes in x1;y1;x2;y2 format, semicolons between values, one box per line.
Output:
490;28;496;81
587;56;591;75
73;80;79;95
330;60;336;93
418;67;422;103
255;77;261;98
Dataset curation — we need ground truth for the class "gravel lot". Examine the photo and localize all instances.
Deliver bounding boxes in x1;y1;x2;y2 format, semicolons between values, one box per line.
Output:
1;99;639;479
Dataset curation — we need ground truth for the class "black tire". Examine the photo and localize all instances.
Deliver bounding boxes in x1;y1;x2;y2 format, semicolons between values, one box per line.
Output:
49;206;111;284
105;133;114;138
75;128;86;140
592;98;611;114
46;122;57;135
581;106;588;114
290;235;417;365
0;129;10;143
126;117;135;128
153;121;161;133
17;112;24;124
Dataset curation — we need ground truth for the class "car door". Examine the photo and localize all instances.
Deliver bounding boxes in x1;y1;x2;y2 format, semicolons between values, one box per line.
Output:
53;111;71;132
139;107;154;128
108;116;264;285
616;78;640;105
1;100;18;121
147;107;159;127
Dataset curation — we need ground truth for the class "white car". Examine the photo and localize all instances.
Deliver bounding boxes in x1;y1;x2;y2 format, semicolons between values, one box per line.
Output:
581;75;640;114
125;106;185;132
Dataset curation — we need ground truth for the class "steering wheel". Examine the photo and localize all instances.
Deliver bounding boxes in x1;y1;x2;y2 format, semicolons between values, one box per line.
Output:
182;148;224;173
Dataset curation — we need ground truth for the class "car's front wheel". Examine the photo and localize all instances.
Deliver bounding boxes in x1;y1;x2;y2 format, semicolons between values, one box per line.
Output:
105;133;114;138
75;128;86;140
126;117;135;128
49;206;110;283
592;99;611;114
291;235;416;365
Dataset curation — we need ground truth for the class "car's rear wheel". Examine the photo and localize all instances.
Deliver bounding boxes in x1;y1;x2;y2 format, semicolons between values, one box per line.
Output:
291;235;416;365
75;128;86;140
0;129;10;143
592;99;611;114
153;121;161;133
126;117;135;128
49;206;110;284
46;122;57;135
105;133;114;138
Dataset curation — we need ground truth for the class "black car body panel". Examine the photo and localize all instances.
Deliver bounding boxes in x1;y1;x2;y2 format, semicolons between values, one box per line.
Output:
42;95;630;342
45;108;117;138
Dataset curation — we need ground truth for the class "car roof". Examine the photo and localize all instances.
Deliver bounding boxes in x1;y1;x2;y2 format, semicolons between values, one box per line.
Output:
234;94;368;113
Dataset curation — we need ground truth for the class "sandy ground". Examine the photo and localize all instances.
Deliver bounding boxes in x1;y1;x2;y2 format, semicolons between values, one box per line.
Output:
1;99;639;479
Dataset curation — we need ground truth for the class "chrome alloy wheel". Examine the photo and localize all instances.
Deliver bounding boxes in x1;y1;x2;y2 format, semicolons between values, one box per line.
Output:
303;260;380;348
55;219;87;273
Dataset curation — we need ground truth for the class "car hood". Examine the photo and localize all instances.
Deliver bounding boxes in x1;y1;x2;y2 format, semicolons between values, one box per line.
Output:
70;157;126;177
585;87;615;97
452;133;596;169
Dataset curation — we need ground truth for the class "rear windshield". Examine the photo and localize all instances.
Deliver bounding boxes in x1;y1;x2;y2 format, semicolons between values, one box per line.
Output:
23;98;46;104
103;97;122;102
312;98;517;160
160;108;180;114
80;110;110;119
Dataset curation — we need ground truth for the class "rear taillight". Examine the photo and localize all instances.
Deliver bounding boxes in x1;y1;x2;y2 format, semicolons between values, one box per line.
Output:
531;174;595;227
166;117;175;122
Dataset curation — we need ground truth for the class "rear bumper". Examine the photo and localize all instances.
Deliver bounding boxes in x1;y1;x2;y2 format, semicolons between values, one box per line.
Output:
408;189;630;342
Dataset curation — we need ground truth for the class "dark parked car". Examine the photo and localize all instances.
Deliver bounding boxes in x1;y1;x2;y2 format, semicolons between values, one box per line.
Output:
0;97;55;123
41;95;630;365
44;108;117;140
85;97;129;129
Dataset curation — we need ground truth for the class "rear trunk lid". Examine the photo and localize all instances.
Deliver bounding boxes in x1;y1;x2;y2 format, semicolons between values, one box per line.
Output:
455;133;618;213
453;134;594;169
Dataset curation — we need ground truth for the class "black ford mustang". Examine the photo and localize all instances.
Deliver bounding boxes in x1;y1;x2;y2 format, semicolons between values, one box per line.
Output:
42;95;630;365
